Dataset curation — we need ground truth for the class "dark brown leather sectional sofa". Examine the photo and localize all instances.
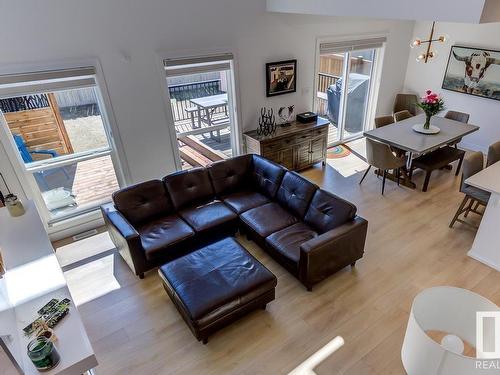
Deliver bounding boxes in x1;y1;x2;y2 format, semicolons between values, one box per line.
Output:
101;154;368;290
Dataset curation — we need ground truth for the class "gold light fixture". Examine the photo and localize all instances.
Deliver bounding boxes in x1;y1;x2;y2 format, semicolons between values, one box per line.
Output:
411;21;447;63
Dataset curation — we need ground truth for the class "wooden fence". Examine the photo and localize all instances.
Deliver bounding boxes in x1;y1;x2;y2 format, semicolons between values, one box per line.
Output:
3;93;73;157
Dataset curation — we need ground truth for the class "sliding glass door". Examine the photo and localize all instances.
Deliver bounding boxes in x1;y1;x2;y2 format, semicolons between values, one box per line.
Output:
315;38;383;146
163;54;239;170
0;67;123;224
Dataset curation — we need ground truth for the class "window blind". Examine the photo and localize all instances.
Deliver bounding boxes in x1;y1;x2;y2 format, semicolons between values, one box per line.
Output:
0;67;97;98
319;37;386;55
164;53;233;77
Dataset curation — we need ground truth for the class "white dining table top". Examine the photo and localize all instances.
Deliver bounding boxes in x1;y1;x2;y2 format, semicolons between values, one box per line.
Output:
189;94;227;109
466;161;500;195
364;114;479;154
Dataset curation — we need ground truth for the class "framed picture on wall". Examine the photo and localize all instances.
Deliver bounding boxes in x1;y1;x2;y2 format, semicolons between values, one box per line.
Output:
442;45;500;101
266;60;297;97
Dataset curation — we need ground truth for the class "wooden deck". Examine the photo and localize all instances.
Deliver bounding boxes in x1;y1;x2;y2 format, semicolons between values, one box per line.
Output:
174;114;232;169
41;155;119;216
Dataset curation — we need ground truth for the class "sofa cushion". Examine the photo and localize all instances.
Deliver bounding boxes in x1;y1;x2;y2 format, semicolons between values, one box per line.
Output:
240;202;298;238
251;154;286;199
113;180;173;225
276;172;317;219
179;201;237;233
266;222;318;263
163;168;214;210
208;154;252;196
222;190;270;214
137;214;195;260
304;189;357;233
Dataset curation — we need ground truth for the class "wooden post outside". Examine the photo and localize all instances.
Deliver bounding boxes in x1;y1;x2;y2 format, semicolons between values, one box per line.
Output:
48;93;74;154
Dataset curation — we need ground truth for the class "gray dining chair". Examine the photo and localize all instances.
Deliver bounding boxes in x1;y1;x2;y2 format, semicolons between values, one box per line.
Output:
394;110;413;122
359;138;407;195
444;110;470;124
449;151;490;228
374;115;395;129
487;141;500;167
393;94;418;116
445;110;470;147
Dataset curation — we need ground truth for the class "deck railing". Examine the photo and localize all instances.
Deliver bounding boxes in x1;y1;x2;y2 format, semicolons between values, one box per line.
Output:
317;73;340;93
0;94;50;113
168;79;226;122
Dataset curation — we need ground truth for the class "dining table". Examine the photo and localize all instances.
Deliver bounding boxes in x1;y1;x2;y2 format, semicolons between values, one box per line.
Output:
465;161;500;271
364;114;480;188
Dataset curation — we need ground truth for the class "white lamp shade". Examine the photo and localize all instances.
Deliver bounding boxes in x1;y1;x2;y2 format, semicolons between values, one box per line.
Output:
401;286;500;375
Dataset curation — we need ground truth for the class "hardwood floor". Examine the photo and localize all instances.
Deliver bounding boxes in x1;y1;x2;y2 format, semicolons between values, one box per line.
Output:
53;154;499;375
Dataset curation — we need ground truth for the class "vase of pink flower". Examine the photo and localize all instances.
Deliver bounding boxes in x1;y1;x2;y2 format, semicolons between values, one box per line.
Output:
416;90;445;130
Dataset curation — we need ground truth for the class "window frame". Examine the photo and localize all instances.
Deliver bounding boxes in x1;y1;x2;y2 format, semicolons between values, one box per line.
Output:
157;51;242;171
0;59;128;226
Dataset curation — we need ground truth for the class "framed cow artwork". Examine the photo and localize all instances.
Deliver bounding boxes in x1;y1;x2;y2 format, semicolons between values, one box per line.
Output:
442;45;500;101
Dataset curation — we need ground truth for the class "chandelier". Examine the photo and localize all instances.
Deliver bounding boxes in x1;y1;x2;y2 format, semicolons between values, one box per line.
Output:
411;21;447;63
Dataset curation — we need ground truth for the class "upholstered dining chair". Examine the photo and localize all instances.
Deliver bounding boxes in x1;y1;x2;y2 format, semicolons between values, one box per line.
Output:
445;110;470;147
487;141;500;167
393;94;418;116
374;115;395;129
359;138;407;195
444;110;470;124
449;151;490;228
394;110;413;122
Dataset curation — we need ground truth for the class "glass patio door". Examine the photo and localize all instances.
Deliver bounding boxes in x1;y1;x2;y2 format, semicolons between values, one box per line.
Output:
315;38;384;146
163;54;239;170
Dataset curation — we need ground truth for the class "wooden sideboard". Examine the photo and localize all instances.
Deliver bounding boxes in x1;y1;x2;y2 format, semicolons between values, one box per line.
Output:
243;117;329;170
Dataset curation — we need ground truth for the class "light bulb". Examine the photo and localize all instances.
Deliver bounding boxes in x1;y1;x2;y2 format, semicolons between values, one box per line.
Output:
416;53;426;62
410;38;422;48
438;34;449;43
428;50;438;59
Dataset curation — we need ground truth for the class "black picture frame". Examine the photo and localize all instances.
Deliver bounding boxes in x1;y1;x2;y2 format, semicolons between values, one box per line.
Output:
442;45;500;102
266;59;297;97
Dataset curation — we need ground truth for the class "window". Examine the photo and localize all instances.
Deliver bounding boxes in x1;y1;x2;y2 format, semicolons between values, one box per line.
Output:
0;66;122;223
163;54;239;170
314;37;384;146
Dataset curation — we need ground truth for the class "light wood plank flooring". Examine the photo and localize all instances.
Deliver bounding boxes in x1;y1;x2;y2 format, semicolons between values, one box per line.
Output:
52;154;499;375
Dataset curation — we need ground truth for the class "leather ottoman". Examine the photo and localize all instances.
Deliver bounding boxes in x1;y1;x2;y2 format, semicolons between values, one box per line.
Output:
158;237;277;343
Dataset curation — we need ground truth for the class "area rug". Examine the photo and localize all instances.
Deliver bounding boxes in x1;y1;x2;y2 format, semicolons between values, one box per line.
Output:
327;145;351;159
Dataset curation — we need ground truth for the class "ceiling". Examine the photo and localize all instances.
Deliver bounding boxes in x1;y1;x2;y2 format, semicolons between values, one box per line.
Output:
267;0;500;24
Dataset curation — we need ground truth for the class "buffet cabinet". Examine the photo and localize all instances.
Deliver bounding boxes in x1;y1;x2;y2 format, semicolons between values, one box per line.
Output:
243;118;329;170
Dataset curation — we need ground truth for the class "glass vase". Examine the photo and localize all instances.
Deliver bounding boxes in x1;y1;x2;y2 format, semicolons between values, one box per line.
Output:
424;114;432;130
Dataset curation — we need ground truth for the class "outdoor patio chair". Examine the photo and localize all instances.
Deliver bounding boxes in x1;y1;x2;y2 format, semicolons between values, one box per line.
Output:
13;134;70;190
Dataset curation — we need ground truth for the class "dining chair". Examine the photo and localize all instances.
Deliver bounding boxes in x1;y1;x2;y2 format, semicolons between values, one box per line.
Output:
394;110;413;122
393;94;418;116
487;141;500;167
449;151;490;228
359;138;407;195
444;110;470;147
374;115;395;129
444;110;470;124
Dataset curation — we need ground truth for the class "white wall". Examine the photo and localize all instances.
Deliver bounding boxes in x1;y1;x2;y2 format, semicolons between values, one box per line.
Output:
0;0;413;193
405;21;500;152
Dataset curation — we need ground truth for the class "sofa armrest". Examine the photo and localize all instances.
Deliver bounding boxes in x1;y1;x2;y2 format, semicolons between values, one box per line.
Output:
299;216;368;289
101;202;139;240
101;203;146;277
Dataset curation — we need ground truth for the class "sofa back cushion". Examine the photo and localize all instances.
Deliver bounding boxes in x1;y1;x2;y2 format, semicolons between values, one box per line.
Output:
251;154;286;198
163;167;215;210
304;189;357;233
276;171;317;218
208;154;252;196
113;180;172;225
